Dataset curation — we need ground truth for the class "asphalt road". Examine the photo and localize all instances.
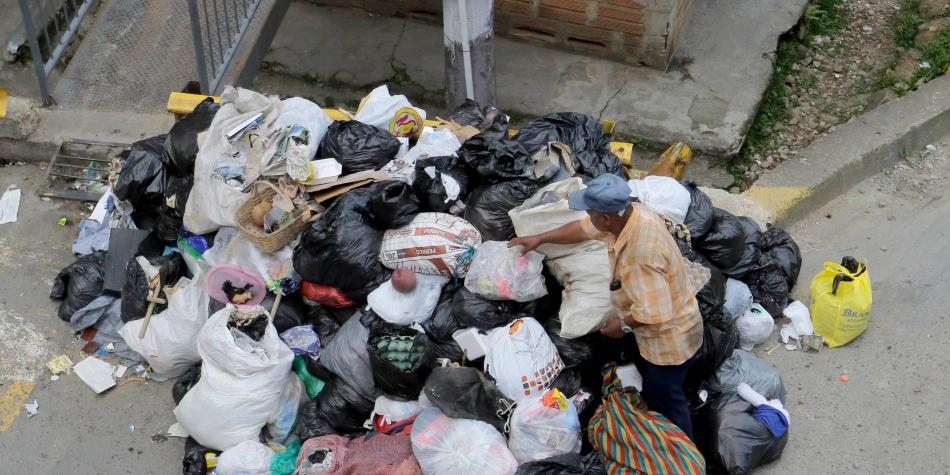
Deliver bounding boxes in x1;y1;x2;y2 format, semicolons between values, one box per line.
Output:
0;136;948;474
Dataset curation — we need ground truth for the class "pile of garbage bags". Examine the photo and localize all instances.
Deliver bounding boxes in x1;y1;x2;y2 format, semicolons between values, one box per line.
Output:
48;84;802;475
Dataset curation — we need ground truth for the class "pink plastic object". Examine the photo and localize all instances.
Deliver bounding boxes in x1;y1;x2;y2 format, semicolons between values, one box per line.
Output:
205;265;267;309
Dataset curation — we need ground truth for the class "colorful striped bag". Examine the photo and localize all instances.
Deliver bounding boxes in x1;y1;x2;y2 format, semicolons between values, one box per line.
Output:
588;364;706;474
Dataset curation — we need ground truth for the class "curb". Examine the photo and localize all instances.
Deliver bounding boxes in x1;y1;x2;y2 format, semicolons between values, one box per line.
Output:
741;74;950;227
0;103;174;163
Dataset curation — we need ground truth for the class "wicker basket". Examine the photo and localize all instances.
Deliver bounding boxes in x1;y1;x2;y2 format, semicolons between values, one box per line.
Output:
235;180;316;253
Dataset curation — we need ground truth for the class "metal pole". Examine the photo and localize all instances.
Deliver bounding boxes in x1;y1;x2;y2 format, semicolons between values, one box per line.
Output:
442;0;495;110
187;0;211;94
17;0;53;106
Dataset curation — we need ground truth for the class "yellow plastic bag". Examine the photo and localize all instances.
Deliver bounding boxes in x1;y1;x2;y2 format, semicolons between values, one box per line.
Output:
809;261;872;347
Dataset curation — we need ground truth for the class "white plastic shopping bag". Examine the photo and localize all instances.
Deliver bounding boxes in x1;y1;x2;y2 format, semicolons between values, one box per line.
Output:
484;317;564;401
367;273;449;325
411;406;518;475
465;241;547;302
507;388;582;463
354;85;426;138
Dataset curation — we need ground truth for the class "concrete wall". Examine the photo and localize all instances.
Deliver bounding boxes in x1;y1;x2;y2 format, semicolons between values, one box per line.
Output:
306;0;689;68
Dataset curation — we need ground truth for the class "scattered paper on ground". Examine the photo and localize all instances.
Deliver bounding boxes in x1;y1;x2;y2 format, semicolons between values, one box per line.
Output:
73;356;117;393
0;186;20;224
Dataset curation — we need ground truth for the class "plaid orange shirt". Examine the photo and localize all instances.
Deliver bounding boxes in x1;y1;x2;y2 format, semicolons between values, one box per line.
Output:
581;203;703;365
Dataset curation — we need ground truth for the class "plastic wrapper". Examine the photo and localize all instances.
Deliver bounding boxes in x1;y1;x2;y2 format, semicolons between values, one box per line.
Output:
422;366;514;434
300;282;355;309
465;241;547;302
508;389;582;463
762;224;802;287
367;326;436;401
120;253;186;323
412;155;469;212
459;136;533;181
514;112;622;178
722;216;763;280
382;129;461;184
464;180;539;241
379;212;482;278
165;98;219;175
50;250;107;322
696;209;746;270
682;182;714;240
279;325;320;357
411;406;518;475
452;286;521;331
485;317;564;401
317;120;401;174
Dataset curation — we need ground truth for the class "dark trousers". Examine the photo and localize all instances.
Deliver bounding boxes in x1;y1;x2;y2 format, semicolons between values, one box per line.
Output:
626;336;695;440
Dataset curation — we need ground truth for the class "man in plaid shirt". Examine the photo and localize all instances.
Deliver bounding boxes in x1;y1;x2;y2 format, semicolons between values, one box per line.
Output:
510;174;703;438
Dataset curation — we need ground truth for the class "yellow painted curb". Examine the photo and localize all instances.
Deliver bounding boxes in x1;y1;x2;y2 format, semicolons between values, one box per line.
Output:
0;380;34;432
0;88;7;119
742;185;811;221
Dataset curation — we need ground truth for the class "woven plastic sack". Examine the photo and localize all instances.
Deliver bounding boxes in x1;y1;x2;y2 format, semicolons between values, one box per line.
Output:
508;389;581;464
353;85;426;138
627;176;691;225
173;305;294;451
367;273;449;325
588;365;705;474
484;317;564;402
411;406;518;475
508;178;613;337
215;440;273;475
809;260;872;347
465;241;547;302
379;212;482;278
736;303;775;351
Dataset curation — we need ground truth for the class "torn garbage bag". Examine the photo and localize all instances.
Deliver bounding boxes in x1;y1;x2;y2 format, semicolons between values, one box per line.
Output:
174;305;294;451
256;97;332;177
422;366;515;434
318;120;401;174
412;155;468;212
484;317;564;401
51;250;107;322
696;208;746;271
464;180;539;241
411;406;518;475
514;112;622;178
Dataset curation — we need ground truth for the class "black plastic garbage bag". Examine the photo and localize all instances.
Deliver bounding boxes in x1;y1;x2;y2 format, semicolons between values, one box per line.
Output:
296;399;339;440
183;437;217;475
367;327;435;401
687;268;739;393
448;99;510;141
114;135;169;229
319;313;378;400
423;366;514;434
696;209;746;271
544;317;594;368
50;250;107;322
365;180;420;229
421;285;460;342
722;217;763;280
264;293;307;334
294;181;418;301
459;136;533;182
682;182;714;240
318;120;401;174
705;349;787;405
515;453;586;475
551;366;583;398
428;339;464;362
464;179;539;241
120;253;186;323
412;155;470;213
761;225;802;288
310;373;374;436
173;365;202;405
514;112;622;178
693;394;788;475
304;304;347;341
165;98;219;176
451;286;521;331
744;254;790;319
156;175;193;243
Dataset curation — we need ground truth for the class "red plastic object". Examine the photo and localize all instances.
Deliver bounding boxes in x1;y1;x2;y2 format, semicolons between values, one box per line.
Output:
205;265;267;309
301;281;356;308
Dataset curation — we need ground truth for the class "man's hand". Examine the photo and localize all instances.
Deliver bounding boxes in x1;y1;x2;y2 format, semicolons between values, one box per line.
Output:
508;235;543;255
600;318;625;339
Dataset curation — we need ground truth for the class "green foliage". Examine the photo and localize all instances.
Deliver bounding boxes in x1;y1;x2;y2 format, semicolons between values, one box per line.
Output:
913;28;950;83
804;0;848;39
895;1;925;48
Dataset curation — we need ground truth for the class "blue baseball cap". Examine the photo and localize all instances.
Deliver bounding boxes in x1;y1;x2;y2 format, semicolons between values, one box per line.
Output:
568;174;632;213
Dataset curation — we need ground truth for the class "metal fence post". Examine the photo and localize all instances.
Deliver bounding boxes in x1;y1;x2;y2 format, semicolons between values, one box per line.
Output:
17;0;54;106
187;0;210;94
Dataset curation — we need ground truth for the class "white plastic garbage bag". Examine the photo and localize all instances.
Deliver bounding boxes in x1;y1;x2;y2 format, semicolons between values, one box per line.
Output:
256;97;333;177
724;278;754;319
367;273;449;325
465;241;547;302
185;87;283;234
372;395;423;425
509;178;613;338
174;305;294;451
354;85;426;138
380;212;482;278
411;406;518;475
215;440;273;475
381;128;461;184
119;255;208;378
780;300;813;343
736;303;775;351
484;317;564;401
507;388;582;463
627;176;691;225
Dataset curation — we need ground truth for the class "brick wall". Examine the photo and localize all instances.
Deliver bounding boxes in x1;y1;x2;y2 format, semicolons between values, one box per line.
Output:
309;0;688;68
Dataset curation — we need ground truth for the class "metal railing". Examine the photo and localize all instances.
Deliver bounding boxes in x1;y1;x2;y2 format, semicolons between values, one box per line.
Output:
187;0;265;95
17;0;97;106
